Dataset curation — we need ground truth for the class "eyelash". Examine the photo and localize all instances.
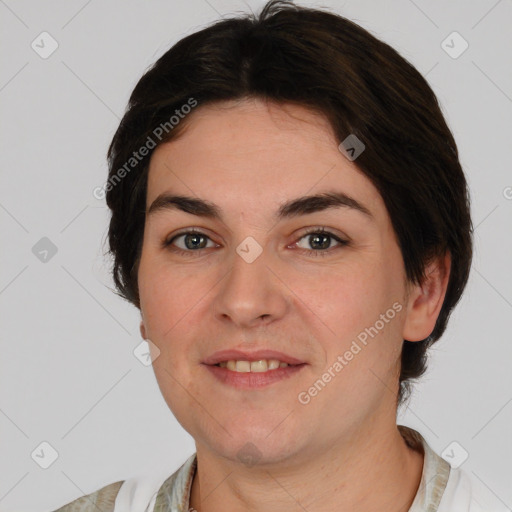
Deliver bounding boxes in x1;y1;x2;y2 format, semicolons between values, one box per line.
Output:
163;227;349;258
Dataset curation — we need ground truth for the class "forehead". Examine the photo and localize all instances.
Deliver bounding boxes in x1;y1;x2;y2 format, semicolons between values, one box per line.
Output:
146;98;384;220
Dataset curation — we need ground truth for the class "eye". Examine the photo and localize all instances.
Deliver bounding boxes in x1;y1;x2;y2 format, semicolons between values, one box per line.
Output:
163;226;349;258
164;229;217;256
294;227;349;256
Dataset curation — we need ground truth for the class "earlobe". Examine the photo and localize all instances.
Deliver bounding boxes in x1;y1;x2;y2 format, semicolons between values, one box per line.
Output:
402;252;451;342
140;319;147;340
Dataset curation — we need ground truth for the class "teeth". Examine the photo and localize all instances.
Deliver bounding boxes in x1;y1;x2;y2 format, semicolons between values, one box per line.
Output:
217;359;289;372
236;360;251;372
268;359;280;370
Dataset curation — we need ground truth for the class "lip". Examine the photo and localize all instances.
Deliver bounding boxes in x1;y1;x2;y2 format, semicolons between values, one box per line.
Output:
202;349;305;366
203;363;307;389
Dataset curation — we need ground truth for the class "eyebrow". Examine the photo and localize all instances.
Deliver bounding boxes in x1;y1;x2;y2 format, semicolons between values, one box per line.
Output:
147;190;373;221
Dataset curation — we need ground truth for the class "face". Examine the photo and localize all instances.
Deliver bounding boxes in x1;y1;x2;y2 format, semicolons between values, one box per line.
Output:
138;98;413;465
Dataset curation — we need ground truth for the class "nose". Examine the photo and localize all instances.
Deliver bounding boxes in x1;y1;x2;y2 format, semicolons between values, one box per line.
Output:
211;245;289;329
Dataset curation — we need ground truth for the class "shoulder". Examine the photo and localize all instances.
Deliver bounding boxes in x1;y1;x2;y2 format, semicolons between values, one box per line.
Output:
51;480;124;512
49;454;197;512
439;466;510;512
397;425;509;512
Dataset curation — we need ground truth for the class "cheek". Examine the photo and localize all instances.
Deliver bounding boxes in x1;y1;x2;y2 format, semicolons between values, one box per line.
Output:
138;263;200;351
138;246;200;394
308;258;404;373
140;265;206;416
305;260;389;335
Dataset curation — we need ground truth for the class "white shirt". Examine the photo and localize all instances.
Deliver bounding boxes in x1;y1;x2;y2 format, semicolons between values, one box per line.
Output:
68;425;509;512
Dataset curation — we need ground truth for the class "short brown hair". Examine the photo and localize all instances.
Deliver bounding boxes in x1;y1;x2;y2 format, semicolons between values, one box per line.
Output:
105;0;473;406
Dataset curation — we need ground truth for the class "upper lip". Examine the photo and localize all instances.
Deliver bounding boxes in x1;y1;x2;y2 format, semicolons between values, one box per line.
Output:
202;349;306;366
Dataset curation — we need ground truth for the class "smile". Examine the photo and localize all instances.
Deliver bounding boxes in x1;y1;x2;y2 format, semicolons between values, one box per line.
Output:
203;361;307;389
215;359;292;372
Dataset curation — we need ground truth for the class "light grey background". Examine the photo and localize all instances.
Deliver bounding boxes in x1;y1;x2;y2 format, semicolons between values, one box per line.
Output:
1;0;511;510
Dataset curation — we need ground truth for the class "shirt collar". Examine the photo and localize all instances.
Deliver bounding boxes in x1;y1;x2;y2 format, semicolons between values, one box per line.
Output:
398;425;451;511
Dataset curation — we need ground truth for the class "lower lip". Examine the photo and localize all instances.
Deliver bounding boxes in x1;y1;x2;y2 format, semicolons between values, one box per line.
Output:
202;363;306;389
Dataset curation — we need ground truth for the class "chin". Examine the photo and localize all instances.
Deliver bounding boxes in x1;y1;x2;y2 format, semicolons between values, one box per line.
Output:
218;441;300;467
200;425;305;466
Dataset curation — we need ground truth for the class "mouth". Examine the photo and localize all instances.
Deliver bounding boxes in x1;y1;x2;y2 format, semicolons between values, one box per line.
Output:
202;349;307;389
203;348;305;367
213;359;297;372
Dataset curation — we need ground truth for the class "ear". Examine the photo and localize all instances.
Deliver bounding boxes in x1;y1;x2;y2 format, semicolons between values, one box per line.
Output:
139;318;147;340
402;252;451;342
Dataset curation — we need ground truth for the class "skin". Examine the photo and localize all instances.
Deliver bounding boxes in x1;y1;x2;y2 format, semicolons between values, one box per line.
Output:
138;97;451;512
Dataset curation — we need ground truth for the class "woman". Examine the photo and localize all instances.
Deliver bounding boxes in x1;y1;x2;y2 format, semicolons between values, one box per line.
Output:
53;1;506;510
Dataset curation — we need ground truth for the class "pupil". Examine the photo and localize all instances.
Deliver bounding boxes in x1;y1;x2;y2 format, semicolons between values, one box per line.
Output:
185;234;206;249
311;234;330;250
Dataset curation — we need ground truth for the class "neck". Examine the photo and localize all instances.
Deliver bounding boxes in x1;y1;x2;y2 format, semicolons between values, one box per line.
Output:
189;423;424;512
